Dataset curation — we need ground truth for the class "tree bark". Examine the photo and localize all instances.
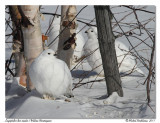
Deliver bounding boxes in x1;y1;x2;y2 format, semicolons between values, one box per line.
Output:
57;5;77;69
9;6;26;77
19;5;43;90
94;6;123;97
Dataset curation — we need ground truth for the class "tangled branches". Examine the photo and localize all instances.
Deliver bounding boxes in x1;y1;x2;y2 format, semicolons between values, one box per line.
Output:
5;6;155;106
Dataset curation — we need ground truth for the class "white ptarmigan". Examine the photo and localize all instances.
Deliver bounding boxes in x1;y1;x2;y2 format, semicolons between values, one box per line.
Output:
84;27;144;76
29;49;73;99
83;28;104;76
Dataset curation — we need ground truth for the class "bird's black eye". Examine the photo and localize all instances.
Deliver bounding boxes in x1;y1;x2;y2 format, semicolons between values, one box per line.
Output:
91;30;93;32
48;53;51;55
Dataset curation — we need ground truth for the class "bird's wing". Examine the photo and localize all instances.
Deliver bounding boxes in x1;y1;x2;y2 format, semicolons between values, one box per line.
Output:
84;39;99;56
56;59;71;76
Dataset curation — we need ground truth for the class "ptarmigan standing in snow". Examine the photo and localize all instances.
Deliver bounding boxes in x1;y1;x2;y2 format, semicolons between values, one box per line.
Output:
84;27;144;76
84;28;104;76
29;49;73;99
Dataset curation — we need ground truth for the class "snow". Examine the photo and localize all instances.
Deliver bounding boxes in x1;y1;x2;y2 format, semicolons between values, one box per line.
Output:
6;76;155;119
5;5;156;120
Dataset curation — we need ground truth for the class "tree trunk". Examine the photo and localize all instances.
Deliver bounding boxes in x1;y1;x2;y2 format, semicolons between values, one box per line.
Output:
19;5;43;90
9;6;25;77
57;5;77;69
94;6;123;97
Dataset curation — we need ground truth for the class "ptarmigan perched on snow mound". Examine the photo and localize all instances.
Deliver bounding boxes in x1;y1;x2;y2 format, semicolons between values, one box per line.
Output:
84;28;144;76
29;49;73;99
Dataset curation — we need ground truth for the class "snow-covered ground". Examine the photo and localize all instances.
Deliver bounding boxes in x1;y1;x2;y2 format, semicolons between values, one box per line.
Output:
6;75;155;119
5;5;156;119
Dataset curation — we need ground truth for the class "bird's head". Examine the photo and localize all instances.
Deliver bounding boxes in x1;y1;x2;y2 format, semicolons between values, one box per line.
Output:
41;49;57;58
85;28;97;39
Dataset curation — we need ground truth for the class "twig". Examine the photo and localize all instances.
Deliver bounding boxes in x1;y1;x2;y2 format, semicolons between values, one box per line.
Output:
5;54;15;77
147;103;155;113
5;18;13;31
133;8;142;36
122;5;155;14
48;5;88;47
73;78;105;89
146;38;155;103
45;5;59;35
42;12;96;24
113;14;149;70
71;47;99;72
73;64;103;90
89;69;104;89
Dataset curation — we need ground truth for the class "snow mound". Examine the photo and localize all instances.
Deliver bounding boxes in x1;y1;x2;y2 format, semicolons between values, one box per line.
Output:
6;76;155;119
103;92;119;105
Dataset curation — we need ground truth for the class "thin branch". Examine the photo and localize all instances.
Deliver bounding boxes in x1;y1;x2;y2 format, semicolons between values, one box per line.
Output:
146;38;155;103
122;5;155;14
45;5;59;35
5;54;15;77
48;5;88;47
73;78;105;89
113;14;149;70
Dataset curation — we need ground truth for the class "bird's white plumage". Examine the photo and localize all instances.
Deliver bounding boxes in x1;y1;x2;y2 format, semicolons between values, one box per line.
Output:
91;26;97;35
83;28;104;76
29;49;73;99
84;28;144;76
